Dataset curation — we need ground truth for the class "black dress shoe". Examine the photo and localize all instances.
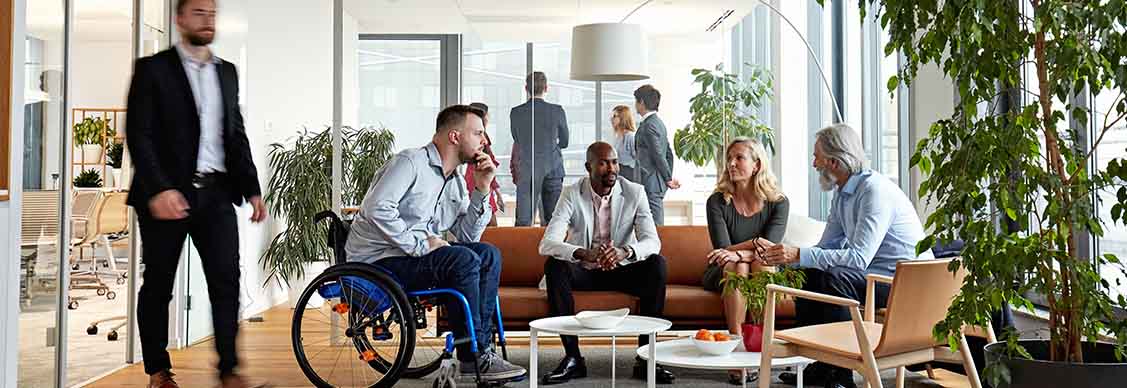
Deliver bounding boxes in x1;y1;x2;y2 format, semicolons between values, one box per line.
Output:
779;362;832;385
631;359;676;384
826;367;858;388
539;356;587;385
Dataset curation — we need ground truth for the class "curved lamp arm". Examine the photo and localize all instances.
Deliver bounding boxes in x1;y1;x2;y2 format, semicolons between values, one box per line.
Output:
754;0;844;122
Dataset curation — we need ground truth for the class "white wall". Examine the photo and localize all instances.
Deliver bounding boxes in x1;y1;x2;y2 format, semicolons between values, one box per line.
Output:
70;40;132;109
4;1;29;387
205;0;362;317
908;62;953;221
774;0;812;217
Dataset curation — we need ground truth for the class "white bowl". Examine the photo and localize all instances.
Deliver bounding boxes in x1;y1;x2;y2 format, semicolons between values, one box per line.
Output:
574;308;630;329
692;334;742;355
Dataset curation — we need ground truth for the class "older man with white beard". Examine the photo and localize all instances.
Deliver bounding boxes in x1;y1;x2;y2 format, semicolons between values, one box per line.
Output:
755;124;931;388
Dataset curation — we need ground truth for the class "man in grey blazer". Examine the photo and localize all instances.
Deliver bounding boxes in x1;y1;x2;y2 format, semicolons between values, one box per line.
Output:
633;85;679;225
537;142;675;385
510;71;570;226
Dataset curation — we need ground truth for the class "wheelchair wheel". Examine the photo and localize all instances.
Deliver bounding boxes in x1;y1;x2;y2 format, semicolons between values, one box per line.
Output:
401;297;446;378
292;264;416;388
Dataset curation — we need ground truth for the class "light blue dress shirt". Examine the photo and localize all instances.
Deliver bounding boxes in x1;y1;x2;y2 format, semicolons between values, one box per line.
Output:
345;143;491;262
175;43;226;173
798;169;932;276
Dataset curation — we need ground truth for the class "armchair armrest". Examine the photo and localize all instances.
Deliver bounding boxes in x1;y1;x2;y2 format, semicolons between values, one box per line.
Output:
864;274;894;322
766;284;860;307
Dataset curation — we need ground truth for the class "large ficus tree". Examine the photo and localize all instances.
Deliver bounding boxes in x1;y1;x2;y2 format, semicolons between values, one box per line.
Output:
842;0;1127;364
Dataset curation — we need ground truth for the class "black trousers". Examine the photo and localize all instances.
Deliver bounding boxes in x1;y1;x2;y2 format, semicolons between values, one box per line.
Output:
545;255;668;357
137;181;241;376
794;267;891;327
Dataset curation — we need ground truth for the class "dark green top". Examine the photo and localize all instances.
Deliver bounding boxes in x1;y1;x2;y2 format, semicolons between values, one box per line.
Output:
701;191;790;291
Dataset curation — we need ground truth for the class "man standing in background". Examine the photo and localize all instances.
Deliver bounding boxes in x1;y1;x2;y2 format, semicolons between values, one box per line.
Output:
126;1;267;387
633;85;678;225
510;71;570;226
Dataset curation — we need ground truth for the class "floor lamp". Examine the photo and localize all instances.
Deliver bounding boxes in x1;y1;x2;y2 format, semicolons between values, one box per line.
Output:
755;0;844;122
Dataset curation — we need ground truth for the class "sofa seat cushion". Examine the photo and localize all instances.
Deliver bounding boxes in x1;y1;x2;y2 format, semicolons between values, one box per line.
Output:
663;285;723;319
498;287;641;320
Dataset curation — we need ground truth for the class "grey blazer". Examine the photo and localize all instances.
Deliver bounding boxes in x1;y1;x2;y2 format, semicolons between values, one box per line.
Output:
539;177;661;266
510;98;569;179
634;113;674;190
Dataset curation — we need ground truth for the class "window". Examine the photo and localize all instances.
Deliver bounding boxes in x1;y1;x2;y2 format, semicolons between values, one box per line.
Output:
1093;90;1127;303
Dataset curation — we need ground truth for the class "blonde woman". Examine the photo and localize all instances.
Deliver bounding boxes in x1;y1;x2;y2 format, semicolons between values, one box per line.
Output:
701;138;789;385
610;105;638;182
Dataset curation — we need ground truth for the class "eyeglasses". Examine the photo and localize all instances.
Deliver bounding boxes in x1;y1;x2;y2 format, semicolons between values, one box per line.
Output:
750;239;768;262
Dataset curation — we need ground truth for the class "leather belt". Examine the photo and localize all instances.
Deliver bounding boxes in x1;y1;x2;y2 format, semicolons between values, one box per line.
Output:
192;172;225;189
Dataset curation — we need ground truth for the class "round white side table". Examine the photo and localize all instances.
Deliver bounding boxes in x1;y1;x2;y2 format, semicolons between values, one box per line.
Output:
529;315;672;388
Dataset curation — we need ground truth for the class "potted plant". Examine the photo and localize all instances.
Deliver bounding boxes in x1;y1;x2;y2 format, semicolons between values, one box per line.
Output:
73;169;103;188
261;126;394;304
854;1;1127;386
721;267;805;352
673;63;774;173
73;117;114;164
106;142;124;189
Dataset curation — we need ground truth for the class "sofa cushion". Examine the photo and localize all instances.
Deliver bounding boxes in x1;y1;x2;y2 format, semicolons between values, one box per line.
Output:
663;285;723;319
482;227;546;287
782;214;826;248
656;226;713;286
498;287;641;320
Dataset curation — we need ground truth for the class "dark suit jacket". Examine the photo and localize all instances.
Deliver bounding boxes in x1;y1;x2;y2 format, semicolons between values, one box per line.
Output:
509;98;569;180
125;48;261;208
634;113;674;191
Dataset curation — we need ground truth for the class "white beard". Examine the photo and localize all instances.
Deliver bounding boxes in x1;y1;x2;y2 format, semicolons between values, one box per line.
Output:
817;167;836;191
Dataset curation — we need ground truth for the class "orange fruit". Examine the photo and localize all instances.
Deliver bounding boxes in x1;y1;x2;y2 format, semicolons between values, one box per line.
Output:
713;333;731;341
694;329;712;340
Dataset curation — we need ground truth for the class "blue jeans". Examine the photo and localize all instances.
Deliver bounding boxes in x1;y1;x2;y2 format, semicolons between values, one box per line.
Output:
374;242;502;361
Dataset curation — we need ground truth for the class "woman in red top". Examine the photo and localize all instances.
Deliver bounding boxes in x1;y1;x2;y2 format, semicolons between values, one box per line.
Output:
467;102;503;226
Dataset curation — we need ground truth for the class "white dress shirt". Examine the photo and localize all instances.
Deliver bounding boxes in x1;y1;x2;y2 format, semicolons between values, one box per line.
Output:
176;43;226;173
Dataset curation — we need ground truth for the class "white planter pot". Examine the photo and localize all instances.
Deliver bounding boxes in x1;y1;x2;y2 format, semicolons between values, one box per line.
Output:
112;169;122;189
289;260;332;309
75;144;103;164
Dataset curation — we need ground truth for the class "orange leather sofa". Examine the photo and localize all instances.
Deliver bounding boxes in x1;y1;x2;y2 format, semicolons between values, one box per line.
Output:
479;226;796;331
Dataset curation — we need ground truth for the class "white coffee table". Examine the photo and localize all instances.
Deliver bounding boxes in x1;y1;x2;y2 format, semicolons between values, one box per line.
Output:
636;338;814;388
529;315;672;388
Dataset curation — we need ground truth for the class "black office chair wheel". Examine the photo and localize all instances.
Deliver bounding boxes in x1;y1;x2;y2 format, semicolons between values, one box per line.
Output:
106;291;116;300
97;288;107;296
68;301;79;310
116;277;126;285
107;331;119;341
71;264;79;271
86;325;98;335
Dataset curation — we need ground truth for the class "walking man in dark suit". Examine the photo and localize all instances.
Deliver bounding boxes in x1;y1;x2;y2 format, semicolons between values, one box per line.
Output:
633;85;678;225
510;71;570;226
126;1;267;387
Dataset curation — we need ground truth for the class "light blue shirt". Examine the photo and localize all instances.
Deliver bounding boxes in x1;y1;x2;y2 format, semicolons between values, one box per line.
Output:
175;43;226;173
613;131;636;167
345;143;491;262
799;169;932;276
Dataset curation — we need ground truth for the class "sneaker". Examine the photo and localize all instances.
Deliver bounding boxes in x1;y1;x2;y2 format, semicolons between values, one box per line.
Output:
459;351;528;381
148;370;179;388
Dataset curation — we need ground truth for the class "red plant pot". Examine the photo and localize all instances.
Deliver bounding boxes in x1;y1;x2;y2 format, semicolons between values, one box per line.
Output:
742;323;764;352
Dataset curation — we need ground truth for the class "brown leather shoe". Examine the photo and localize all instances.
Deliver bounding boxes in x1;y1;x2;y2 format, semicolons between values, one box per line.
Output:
148;370;179;388
219;374;270;388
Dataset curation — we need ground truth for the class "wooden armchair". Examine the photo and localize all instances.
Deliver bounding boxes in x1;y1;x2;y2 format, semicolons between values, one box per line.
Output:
758;259;983;388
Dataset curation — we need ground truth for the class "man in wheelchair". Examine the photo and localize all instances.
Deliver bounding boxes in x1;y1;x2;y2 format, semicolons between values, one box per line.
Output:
344;105;527;382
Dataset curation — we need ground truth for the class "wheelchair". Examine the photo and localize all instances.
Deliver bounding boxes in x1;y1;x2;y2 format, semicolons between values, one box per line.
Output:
291;211;522;388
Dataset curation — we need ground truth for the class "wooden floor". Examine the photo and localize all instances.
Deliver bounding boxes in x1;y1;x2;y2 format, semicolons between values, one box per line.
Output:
85;304;975;388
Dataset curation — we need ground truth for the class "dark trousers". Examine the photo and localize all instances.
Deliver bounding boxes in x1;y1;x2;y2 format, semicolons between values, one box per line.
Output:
138;182;241;376
374;242;502;361
545;255;668;357
795;267;891;327
641;173;667;226
515;171;563;226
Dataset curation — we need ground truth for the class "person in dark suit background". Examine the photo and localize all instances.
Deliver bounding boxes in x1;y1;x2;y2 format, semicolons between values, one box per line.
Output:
633;85;679;225
510;71;569;226
125;1;266;387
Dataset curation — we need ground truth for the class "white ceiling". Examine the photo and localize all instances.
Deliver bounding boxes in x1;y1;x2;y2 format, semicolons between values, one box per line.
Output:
25;0;753;43
345;0;754;41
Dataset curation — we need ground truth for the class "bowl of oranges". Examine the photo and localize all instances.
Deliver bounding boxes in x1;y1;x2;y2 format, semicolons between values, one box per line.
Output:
691;329;741;355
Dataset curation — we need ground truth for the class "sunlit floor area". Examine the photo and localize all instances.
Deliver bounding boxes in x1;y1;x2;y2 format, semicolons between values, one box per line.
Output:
84;305;976;388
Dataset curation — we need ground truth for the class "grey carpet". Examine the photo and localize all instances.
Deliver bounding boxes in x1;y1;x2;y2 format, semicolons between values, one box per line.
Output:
391;346;956;387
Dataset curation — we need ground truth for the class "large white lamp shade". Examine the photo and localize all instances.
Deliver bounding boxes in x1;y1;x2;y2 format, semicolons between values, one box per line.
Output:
570;23;649;81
